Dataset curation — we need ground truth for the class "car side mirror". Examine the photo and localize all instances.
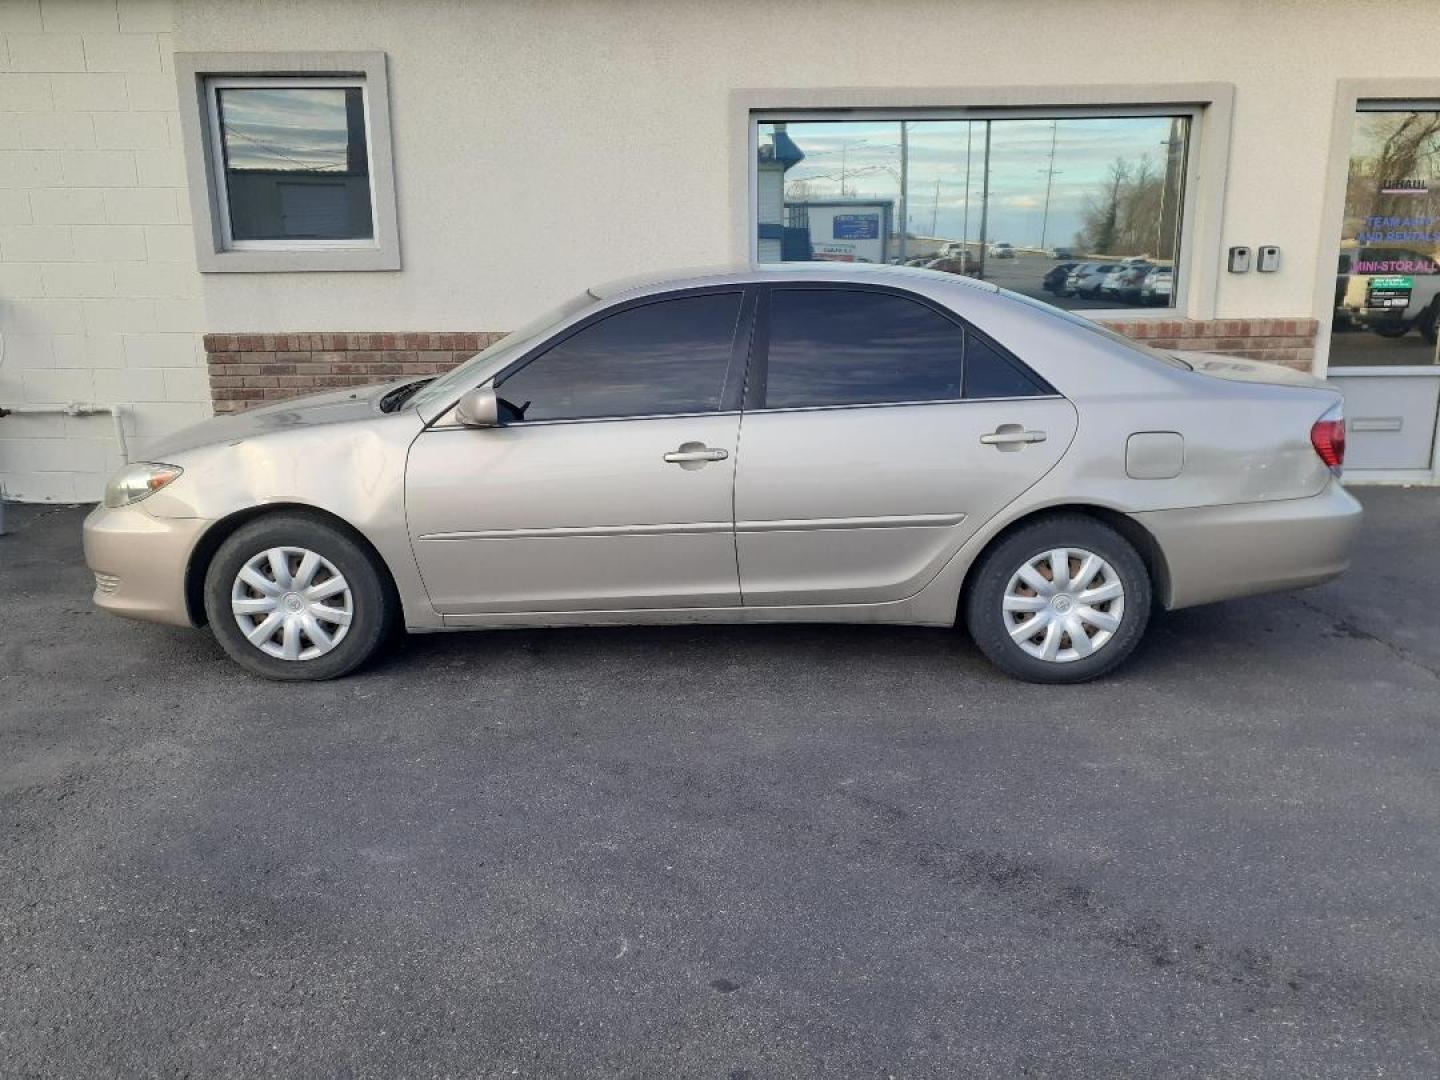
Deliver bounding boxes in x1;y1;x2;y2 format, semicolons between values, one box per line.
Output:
455;386;500;428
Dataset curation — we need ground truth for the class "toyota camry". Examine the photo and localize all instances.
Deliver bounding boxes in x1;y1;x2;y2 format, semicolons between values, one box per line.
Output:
84;264;1360;683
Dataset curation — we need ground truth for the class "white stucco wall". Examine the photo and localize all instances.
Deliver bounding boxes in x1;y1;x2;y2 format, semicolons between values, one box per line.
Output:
172;0;1440;337
0;0;207;503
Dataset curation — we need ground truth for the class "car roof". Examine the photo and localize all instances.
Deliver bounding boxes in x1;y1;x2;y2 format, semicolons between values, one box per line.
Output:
587;261;1002;301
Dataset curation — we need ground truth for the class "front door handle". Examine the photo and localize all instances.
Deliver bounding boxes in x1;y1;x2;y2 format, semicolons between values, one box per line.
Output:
980;425;1047;450
663;442;729;468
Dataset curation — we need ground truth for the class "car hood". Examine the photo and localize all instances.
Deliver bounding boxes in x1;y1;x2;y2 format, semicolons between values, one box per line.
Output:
1174;350;1331;391
144;384;393;460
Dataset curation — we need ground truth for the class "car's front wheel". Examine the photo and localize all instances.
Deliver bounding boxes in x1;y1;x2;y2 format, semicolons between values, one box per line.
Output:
964;515;1151;683
203;513;394;680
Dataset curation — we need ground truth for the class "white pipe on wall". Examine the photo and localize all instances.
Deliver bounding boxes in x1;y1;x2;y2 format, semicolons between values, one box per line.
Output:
0;402;130;465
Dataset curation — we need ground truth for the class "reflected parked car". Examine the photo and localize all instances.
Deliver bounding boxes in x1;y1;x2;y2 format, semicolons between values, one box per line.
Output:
1062;263;1103;296
1070;263;1122;299
84;264;1359;685
1105;263;1155;303
1336;245;1440;344
925;255;980;277
1042;262;1079;293
988;242;1016;258
1141;267;1173;306
1047;246;1075;259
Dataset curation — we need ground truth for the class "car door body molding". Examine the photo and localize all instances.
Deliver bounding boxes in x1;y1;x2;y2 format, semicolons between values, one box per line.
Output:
417;520;735;542
734;511;968;533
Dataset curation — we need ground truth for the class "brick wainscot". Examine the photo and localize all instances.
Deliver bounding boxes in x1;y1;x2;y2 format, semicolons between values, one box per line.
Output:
204;333;507;414
204;319;1317;413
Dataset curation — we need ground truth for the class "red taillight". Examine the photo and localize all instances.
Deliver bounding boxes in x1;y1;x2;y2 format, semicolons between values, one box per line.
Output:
1311;415;1346;470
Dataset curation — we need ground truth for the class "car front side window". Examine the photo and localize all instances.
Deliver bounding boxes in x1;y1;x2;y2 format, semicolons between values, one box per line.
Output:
496;292;744;422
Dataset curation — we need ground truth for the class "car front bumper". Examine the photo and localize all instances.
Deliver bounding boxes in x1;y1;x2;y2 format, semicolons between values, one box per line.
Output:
1135;480;1363;610
83;503;211;627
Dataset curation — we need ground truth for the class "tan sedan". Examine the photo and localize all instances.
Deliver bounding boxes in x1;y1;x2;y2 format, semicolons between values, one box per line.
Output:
84;264;1361;683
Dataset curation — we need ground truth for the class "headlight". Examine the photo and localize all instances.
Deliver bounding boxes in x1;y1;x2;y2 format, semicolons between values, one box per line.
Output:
102;462;183;508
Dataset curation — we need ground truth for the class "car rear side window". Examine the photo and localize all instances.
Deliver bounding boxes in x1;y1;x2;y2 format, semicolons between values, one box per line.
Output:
497;292;742;421
763;288;965;408
761;287;1048;408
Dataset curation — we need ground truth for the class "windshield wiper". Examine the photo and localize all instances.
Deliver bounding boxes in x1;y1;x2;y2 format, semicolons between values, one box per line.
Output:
379;378;434;413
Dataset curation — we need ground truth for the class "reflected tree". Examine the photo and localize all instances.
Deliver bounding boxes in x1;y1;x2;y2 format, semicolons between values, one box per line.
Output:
1073;154;1176;258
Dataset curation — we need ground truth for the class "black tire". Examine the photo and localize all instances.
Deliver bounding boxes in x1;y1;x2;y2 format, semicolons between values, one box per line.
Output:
964;515;1152;684
1370;324;1410;339
203;513;394;681
1421;304;1439;346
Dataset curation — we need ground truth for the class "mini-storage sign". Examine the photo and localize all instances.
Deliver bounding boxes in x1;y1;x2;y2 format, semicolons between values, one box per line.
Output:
833;214;879;240
1367;274;1413;309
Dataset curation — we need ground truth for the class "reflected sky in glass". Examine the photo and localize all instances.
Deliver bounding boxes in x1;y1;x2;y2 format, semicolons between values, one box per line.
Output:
218;87;353;172
766;116;1184;249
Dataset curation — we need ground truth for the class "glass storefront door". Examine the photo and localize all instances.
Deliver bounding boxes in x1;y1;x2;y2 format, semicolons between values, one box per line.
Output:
1327;104;1440;474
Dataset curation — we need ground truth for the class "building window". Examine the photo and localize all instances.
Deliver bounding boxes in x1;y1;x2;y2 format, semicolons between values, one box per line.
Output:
209;79;374;247
754;112;1192;312
176;52;400;272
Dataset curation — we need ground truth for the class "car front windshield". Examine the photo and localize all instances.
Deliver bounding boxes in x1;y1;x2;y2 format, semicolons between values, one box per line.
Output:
407;291;597;412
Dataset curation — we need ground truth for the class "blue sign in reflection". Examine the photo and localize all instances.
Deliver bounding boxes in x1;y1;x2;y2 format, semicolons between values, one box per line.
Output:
833;214;879;240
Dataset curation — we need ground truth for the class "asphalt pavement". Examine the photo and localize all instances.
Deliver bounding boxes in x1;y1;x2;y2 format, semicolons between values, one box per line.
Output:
2;489;1439;1077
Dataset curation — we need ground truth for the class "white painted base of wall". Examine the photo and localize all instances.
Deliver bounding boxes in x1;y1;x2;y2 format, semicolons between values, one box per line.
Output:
1344;471;1437;486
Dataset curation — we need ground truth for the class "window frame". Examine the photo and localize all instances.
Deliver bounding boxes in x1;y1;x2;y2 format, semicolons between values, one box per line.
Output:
745;282;1057;414
479;285;759;426
176;51;401;273
734;84;1233;322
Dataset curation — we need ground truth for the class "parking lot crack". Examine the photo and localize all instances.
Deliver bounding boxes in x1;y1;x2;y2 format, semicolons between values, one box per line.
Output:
1291;594;1440;683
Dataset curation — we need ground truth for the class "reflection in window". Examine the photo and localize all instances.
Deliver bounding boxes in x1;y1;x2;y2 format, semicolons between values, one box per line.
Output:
755;115;1189;311
1329;107;1440;369
498;293;742;421
213;84;374;243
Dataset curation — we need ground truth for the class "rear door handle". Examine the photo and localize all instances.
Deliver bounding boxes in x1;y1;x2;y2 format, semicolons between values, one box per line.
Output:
980;426;1047;447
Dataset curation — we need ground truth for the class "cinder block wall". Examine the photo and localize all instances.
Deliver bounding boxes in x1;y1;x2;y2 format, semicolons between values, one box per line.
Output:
0;0;209;502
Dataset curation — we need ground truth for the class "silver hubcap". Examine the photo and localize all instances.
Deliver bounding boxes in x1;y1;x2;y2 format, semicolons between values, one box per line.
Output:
231;547;353;661
1003;547;1126;663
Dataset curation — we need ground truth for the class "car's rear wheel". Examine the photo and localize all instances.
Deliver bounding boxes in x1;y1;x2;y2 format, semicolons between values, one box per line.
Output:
964;515;1151;684
203;513;393;681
